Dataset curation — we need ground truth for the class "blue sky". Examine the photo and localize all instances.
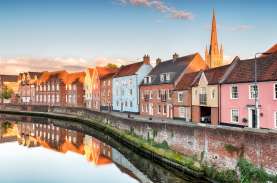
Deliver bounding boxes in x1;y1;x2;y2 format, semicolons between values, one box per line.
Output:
0;0;276;74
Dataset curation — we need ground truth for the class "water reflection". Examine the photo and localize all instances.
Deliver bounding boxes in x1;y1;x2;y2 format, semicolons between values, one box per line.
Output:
0;115;209;183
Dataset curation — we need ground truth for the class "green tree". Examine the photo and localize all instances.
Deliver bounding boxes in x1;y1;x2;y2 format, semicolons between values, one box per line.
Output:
106;63;118;69
1;86;13;99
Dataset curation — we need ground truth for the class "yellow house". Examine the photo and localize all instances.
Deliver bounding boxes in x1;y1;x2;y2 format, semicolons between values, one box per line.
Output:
191;65;230;125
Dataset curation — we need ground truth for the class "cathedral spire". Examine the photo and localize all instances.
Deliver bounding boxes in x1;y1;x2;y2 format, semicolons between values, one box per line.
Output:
205;9;223;68
210;9;219;55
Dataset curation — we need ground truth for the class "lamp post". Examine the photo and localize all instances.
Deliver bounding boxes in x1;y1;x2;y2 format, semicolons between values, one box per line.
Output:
254;52;271;128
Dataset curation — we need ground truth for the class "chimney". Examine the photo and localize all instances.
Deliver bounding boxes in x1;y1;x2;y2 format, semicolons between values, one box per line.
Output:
156;58;162;66
143;54;150;64
172;53;179;61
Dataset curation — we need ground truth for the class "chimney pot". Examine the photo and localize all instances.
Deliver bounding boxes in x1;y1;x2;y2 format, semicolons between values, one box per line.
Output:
143;54;150;64
173;53;179;61
156;58;162;65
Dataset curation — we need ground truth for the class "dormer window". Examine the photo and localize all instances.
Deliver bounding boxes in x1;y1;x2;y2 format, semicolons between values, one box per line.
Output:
160;73;170;83
144;76;152;84
166;73;170;81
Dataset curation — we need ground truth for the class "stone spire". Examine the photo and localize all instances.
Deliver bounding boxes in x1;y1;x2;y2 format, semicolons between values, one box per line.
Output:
205;9;223;68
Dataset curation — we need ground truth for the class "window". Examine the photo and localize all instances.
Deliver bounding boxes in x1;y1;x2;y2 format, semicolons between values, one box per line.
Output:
179;107;188;120
231;109;239;123
163;105;167;114
129;89;132;95
125;101;128;107
274;83;277;99
249;84;258;99
56;84;59;91
130;101;133;107
231;85;238;99
157;105;161;114
166;73;170;81
211;89;215;99
149;91;152;99
157;90;161;99
168;90;172;99
178;92;184;102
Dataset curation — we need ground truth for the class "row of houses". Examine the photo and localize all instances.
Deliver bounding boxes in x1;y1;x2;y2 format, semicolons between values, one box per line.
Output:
1;11;277;129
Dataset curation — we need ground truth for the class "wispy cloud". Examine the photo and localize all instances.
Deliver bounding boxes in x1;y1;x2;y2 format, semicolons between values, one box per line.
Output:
118;0;193;20
230;25;254;32
0;57;130;75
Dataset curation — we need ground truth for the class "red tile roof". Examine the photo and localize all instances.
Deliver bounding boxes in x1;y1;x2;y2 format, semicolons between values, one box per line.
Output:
265;43;277;54
203;64;230;85
222;53;277;84
175;71;201;90
37;70;68;84
95;67;117;79
65;72;85;84
114;61;144;78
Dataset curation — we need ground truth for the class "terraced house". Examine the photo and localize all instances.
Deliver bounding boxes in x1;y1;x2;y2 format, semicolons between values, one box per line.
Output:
64;72;85;107
220;51;277;129
191;65;230;125
90;67;117;111
84;68;94;109
140;53;208;119
18;72;42;104
34;71;68;106
112;55;152;113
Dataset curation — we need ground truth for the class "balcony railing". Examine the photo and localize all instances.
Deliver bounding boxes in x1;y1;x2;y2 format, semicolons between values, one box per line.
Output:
199;94;207;105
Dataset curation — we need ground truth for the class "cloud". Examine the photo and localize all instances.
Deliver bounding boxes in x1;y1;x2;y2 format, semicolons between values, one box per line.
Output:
118;0;193;20
0;57;130;75
231;25;253;32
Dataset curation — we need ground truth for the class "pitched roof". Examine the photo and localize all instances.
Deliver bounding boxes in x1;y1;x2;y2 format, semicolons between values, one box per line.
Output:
65;72;85;84
222;53;277;84
141;53;199;85
203;64;230;85
265;43;277;54
95;67;117;79
0;75;18;82
175;71;201;90
114;61;144;78
37;70;68;84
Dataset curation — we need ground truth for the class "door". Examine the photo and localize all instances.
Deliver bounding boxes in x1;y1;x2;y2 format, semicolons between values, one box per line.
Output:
248;108;259;128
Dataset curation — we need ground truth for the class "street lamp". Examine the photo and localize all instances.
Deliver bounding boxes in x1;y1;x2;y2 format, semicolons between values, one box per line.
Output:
254;52;272;128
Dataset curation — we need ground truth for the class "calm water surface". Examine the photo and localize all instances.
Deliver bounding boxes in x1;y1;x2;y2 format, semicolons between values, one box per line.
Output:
0;115;209;183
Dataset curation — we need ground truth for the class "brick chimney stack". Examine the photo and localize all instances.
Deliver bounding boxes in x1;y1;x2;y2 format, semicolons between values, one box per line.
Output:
172;53;179;61
143;54;150;64
156;58;161;66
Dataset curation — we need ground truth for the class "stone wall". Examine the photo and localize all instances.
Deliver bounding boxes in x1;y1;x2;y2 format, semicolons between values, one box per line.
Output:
1;104;277;174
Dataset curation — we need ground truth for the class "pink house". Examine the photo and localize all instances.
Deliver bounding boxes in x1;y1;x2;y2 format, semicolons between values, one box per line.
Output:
220;53;277;129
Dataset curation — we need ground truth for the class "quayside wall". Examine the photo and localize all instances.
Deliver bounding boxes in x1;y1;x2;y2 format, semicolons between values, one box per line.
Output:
0;104;276;174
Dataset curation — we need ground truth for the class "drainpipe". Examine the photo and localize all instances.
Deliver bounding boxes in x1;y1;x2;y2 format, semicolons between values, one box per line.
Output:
218;84;221;125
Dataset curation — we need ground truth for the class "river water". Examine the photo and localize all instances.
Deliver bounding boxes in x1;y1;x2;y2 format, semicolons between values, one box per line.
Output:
0;114;209;183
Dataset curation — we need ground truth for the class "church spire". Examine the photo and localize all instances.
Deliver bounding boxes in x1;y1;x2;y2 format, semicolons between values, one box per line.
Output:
210;9;219;55
205;9;223;68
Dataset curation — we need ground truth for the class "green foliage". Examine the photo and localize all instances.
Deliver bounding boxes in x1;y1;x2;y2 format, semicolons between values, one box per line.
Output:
153;140;169;149
237;158;277;183
1;86;13;99
106;63;118;69
204;165;238;183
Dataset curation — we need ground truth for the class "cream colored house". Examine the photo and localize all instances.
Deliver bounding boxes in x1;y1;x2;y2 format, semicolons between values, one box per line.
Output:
191;65;230;125
84;68;94;109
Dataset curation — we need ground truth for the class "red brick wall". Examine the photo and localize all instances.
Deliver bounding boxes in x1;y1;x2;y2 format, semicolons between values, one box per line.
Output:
140;84;174;118
192;105;200;123
211;107;219;125
100;77;113;110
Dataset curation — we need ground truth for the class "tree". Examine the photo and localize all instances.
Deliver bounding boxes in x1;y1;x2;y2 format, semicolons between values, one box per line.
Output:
106;63;118;69
1;86;13;99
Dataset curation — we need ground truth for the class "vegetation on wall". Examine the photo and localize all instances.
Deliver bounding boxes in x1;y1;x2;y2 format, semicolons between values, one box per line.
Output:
0;86;13;99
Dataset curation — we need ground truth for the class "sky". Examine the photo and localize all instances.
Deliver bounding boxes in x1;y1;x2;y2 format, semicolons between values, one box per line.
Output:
0;0;276;74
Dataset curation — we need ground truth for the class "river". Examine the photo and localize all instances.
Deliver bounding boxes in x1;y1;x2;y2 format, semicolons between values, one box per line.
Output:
0;114;210;183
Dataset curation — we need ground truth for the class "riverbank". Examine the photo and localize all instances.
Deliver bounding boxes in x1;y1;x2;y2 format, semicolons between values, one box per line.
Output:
0;109;227;182
0;108;277;183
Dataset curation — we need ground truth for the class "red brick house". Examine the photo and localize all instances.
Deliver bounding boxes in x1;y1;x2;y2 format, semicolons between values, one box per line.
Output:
140;53;208;119
172;71;201;121
65;72;85;107
100;71;117;111
35;71;68;106
0;75;19;104
91;67;117;111
18;72;42;104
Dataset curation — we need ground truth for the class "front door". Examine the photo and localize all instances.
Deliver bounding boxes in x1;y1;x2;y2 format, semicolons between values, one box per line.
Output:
248;108;259;128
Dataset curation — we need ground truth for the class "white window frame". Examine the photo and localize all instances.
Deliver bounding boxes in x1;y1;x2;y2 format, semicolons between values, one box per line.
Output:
249;84;258;99
231;109;239;123
230;85;238;99
274;83;277;100
177;92;184;103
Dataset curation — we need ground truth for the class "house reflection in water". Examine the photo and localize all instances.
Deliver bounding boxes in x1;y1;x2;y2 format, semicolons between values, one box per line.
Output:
16;122;113;167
